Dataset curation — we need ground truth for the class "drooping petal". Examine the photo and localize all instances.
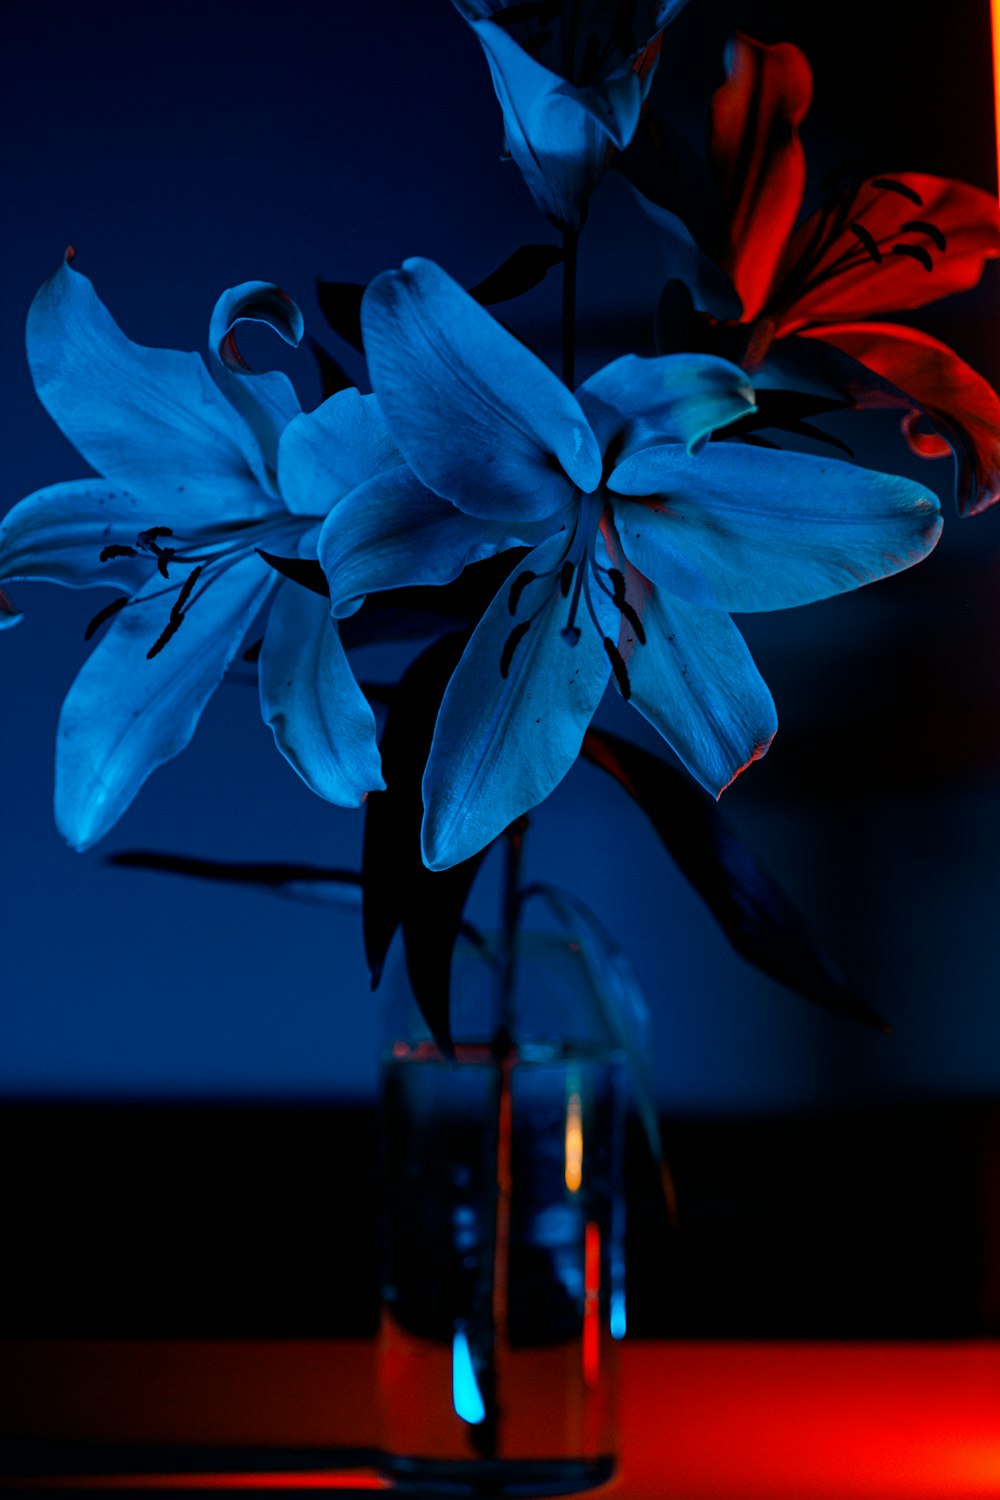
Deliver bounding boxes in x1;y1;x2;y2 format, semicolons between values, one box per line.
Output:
709;33;813;321
576;352;755;459
0;590;22;629
0;480;155;595
259;578;384;806
775;174;1000;330
55;554;275;851
362;258;599;520
607;443;942;612
319;464;545;619
27;258;277;519
805;321;1000;517
601;530;776;795
278;388;401;518
421;528;616;870
209;282;304;483
465;18;633;228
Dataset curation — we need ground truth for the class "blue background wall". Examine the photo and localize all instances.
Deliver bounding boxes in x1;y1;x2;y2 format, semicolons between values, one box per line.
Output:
3;0;1000;1109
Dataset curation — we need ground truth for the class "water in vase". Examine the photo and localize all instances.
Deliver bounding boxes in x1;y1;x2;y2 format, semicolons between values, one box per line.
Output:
378;1038;625;1496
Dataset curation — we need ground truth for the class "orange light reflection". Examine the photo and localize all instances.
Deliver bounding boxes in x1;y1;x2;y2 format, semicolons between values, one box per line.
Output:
564;1089;583;1193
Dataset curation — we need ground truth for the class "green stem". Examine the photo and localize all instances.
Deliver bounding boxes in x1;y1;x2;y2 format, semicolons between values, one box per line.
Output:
561;226;579;390
494;818;527;1049
469;820;527;1463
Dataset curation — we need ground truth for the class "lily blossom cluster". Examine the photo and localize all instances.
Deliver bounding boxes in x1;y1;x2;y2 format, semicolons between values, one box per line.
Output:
7;9;994;893
0;256;391;850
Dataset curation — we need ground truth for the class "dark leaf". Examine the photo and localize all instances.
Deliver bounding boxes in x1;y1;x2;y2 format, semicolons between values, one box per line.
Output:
720;388;854;457
316;278;366;352
525;881;678;1224
581;728;890;1033
363;632;487;1052
467;243;563;306
257;550;330;596
339;550;528;648
317;247;562;359
307;334;354;398
615;107;725;253
105;851;362;908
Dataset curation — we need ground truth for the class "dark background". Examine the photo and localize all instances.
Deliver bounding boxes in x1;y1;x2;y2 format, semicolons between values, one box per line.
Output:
2;0;999;1336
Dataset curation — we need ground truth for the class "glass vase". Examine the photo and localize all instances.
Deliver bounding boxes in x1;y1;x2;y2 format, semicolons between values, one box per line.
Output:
377;929;626;1497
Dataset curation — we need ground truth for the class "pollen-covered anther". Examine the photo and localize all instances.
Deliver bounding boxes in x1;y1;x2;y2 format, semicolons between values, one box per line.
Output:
508;570;536;615
500;619;532;679
871;177;923;206
84;595;129;641
608;568;647;646
603;636;631;699
892;242;934;272
99;544;138;562
145;563;204;661
900;219;947;251
849;223;882;263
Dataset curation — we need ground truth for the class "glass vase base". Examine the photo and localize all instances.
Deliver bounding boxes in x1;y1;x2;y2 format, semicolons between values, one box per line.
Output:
381;1453;616;1496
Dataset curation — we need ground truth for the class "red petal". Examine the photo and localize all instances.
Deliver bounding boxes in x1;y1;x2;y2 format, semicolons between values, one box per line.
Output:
776;174;1000;330
806;321;1000;516
709;33;812;322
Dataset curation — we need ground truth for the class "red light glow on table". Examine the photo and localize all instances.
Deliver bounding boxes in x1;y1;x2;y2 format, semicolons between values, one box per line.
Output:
9;1476;387;1492
621;1344;1000;1500
1;1340;998;1497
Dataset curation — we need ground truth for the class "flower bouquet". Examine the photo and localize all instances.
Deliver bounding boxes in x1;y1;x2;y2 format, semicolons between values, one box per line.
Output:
4;2;999;1493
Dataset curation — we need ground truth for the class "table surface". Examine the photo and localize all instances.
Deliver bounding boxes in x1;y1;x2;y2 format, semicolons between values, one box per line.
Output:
1;1340;998;1498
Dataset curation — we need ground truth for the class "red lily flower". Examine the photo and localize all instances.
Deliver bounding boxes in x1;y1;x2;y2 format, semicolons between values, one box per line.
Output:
671;33;1000;516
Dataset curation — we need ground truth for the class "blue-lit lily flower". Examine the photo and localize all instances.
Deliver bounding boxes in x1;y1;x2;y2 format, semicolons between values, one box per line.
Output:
452;0;687;228
0;256;388;850
319;258;943;871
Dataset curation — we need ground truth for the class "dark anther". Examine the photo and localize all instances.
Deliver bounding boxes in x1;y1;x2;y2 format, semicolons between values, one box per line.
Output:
99;544;138;562
622;605;646;644
84;595;129;641
899;219;947;252
892;243;933;272
137;526;174;550
500;619;532;679
608;568;647;645
147;613;183;660
559;560;574;597
603;636;631;699
871;177;923;205
142;565;204;661
849;223;882;263
173;565;204;616
156;548;176;579
508;570;536;615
